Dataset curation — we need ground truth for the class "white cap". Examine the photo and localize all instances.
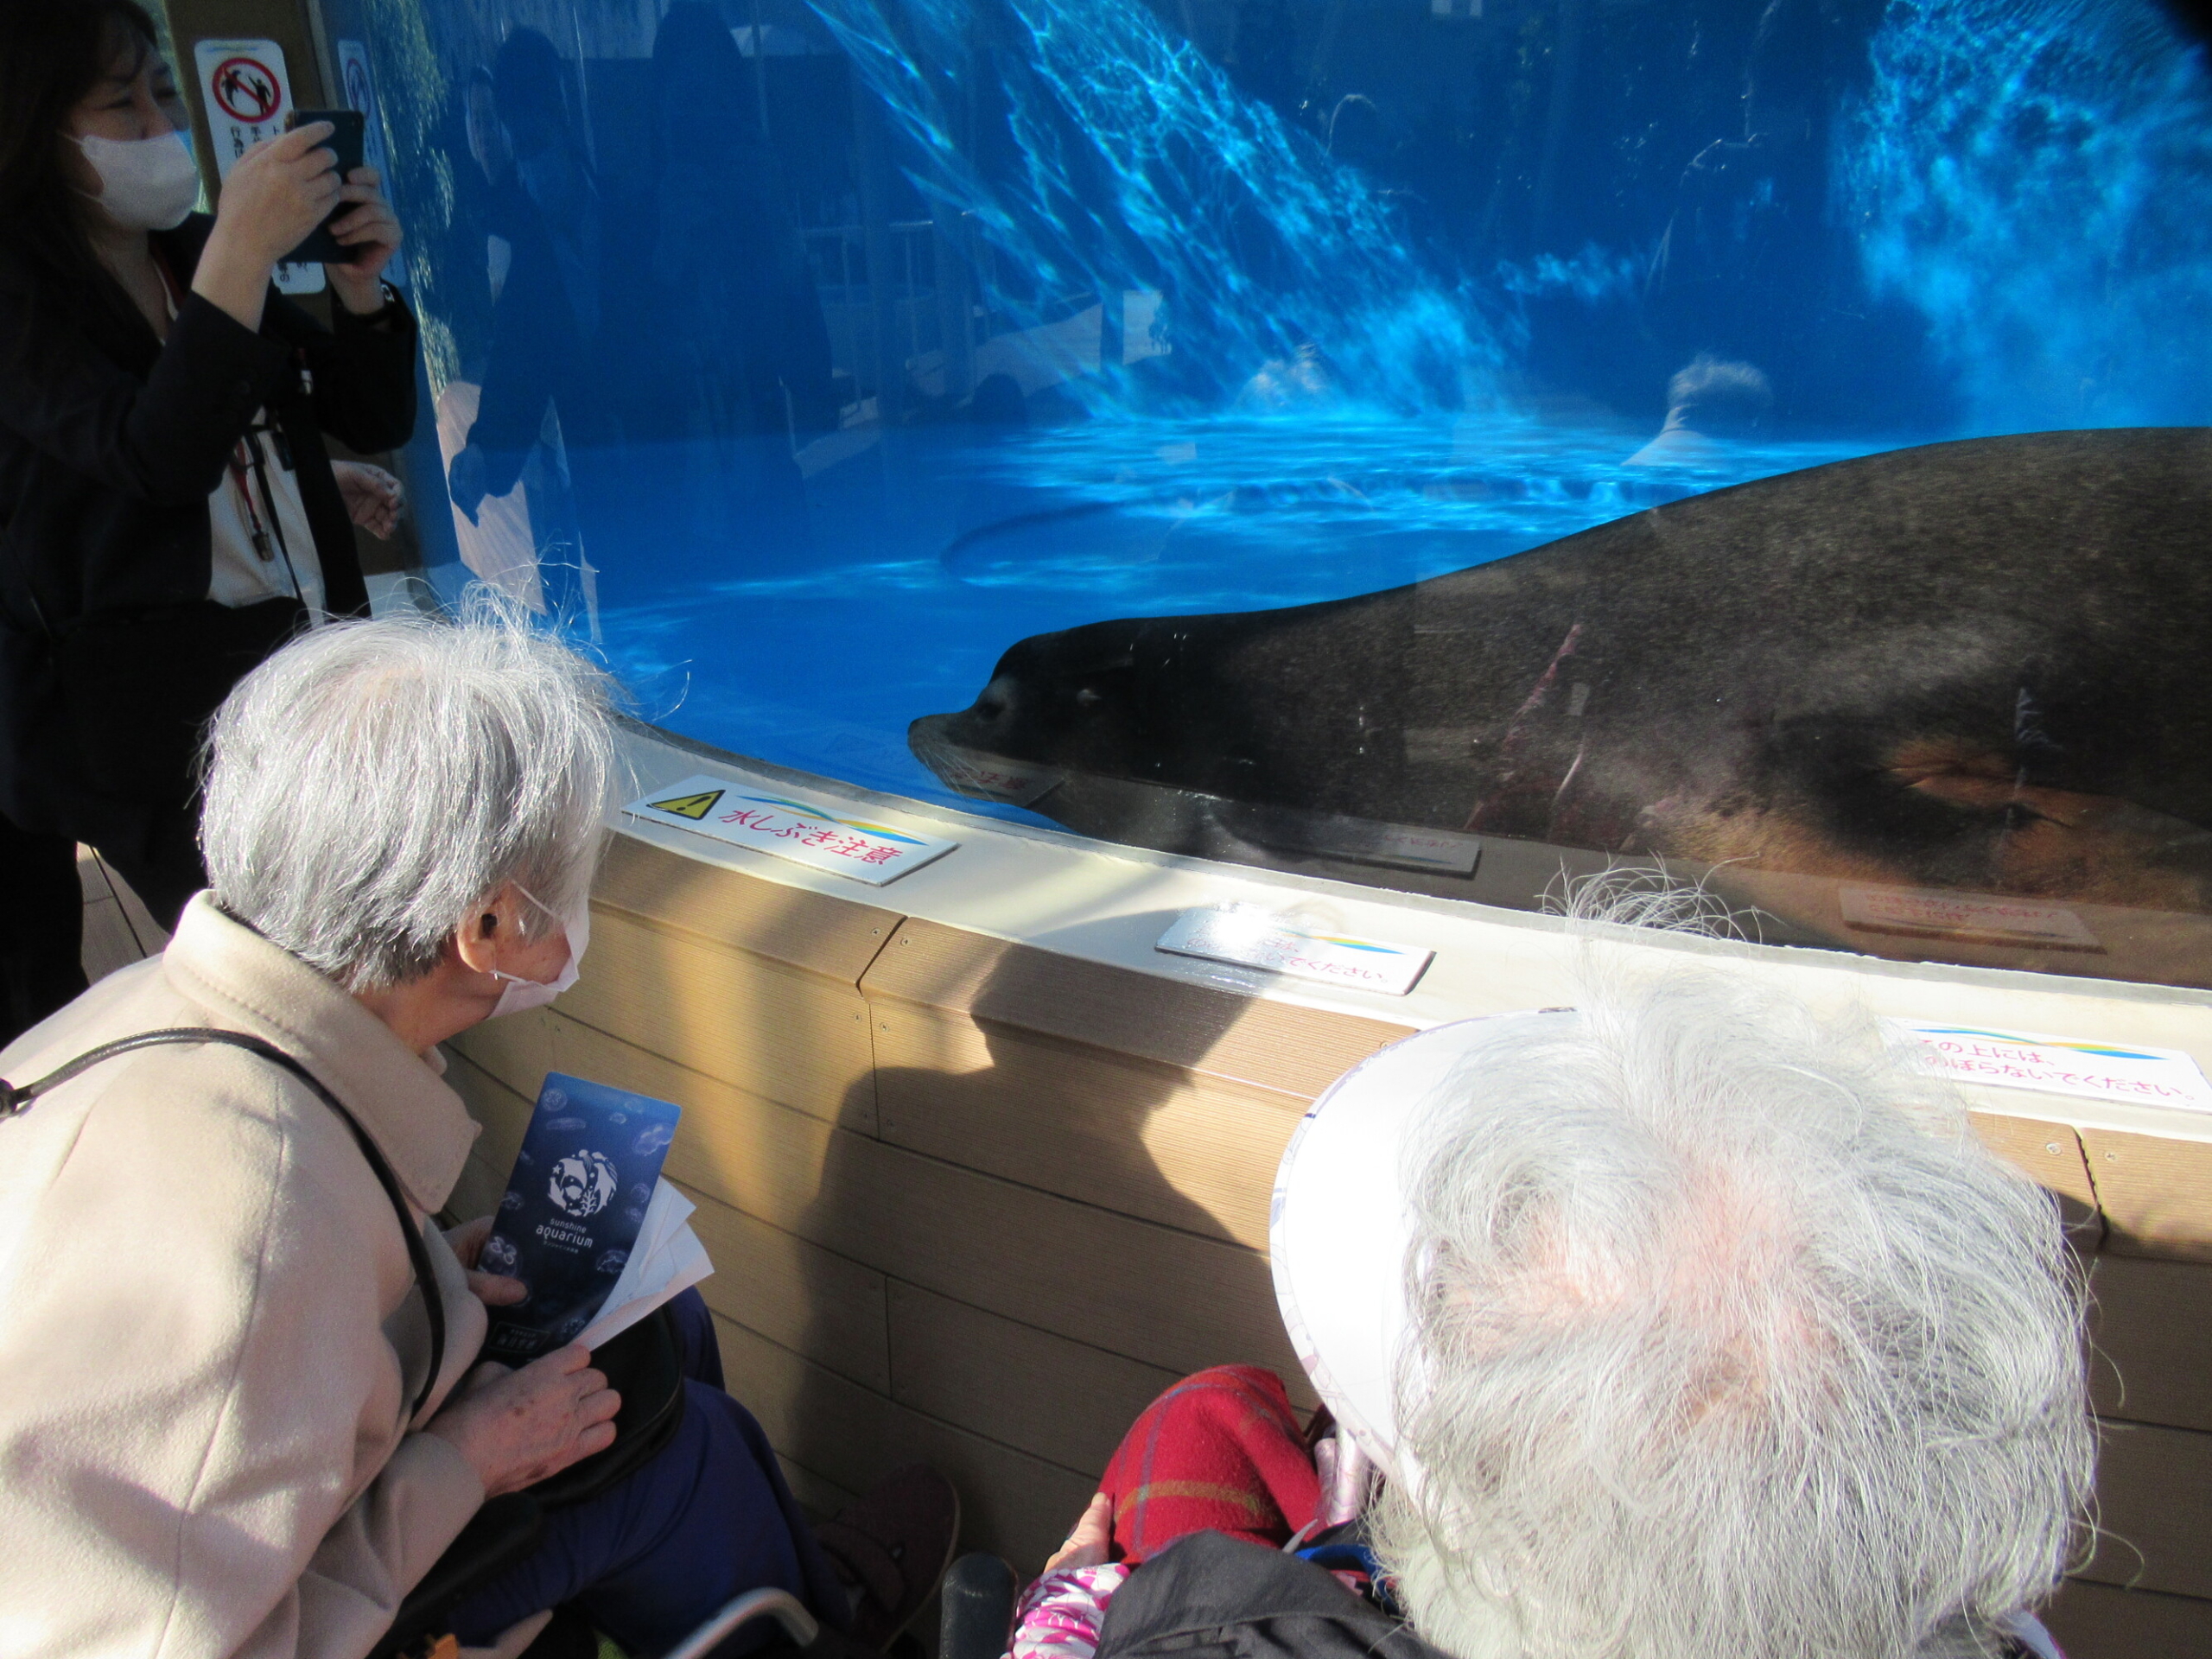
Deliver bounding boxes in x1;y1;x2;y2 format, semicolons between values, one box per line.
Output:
1268;1009;1578;1488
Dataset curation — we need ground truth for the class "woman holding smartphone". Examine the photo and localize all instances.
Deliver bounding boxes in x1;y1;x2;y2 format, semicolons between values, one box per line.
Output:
0;0;414;1024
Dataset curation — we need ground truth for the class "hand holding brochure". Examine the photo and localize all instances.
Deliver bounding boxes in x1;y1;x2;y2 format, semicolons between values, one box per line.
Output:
479;1071;712;1359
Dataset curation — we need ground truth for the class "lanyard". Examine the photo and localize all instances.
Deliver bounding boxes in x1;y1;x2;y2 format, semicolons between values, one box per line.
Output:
228;436;277;563
152;254;312;609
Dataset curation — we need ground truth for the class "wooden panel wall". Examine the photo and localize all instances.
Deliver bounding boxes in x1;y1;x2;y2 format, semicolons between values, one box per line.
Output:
448;832;2212;1654
447;836;1410;1571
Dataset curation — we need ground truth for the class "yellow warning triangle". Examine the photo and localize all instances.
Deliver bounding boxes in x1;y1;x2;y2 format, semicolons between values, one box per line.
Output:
646;788;724;821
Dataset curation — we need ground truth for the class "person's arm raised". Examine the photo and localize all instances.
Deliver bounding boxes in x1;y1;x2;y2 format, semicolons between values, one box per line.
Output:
282;162;419;454
324;164;404;316
190;122;341;333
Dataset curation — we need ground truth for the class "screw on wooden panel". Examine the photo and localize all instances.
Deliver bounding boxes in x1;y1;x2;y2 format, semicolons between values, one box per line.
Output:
880;1022;891;1031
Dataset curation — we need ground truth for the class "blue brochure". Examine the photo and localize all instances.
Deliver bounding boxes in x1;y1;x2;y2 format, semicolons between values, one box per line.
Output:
480;1072;683;1360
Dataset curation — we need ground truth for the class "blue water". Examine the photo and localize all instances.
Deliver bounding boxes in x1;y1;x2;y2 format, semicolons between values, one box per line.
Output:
593;416;1880;822
363;0;2212;828
1840;0;2212;429
812;0;1506;411
593;0;2203;810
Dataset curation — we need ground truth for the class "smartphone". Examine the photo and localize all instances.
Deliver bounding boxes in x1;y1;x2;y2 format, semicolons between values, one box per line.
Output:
281;108;368;265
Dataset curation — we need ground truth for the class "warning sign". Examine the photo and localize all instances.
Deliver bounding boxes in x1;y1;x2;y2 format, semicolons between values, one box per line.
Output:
334;39;404;289
1886;1019;2212;1114
191;38;321;296
336;40;392;180
210;55;281;123
626;773;957;887
645;788;725;821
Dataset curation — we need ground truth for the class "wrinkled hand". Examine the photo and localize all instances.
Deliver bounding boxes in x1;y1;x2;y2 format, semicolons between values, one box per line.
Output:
332;460;404;539
427;1344;620;1497
447;443;488;524
326;164;404;312
209;123;342;269
442;1214;525;1307
1045;1493;1113;1573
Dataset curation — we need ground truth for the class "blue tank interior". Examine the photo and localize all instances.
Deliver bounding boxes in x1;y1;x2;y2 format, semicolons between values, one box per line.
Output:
339;0;2211;830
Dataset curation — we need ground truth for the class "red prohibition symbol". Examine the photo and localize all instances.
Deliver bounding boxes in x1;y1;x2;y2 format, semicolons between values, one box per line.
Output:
212;56;281;124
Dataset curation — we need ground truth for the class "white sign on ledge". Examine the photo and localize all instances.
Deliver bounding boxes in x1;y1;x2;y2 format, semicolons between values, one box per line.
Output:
1156;907;1434;996
1886;1018;2212;1114
1840;885;2101;952
928;746;1065;808
624;774;957;887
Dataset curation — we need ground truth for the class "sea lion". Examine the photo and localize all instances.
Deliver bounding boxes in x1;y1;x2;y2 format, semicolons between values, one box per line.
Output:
911;429;2212;927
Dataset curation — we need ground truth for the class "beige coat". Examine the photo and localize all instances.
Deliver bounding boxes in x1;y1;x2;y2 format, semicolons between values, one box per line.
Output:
0;895;492;1658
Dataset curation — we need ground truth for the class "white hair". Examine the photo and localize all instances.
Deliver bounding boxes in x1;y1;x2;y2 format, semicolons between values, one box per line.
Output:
200;598;620;991
1369;969;2092;1659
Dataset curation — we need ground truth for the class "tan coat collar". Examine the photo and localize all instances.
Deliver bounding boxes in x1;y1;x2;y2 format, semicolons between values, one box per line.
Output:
162;895;479;1213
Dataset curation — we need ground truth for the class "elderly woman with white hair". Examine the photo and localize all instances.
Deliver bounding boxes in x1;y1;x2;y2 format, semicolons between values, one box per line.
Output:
1007;971;2094;1659
0;609;950;1658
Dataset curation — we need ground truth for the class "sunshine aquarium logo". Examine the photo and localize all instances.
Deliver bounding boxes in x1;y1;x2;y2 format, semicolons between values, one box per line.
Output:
549;1149;620;1219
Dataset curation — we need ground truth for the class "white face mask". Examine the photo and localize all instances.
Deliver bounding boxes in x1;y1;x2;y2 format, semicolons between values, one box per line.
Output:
487;882;590;1018
71;130;200;232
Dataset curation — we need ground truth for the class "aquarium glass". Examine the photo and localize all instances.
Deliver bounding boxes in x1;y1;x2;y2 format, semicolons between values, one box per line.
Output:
321;0;2212;988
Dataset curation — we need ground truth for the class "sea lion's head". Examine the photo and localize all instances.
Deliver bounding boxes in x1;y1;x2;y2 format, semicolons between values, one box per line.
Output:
912;594;1420;853
911;616;1208;791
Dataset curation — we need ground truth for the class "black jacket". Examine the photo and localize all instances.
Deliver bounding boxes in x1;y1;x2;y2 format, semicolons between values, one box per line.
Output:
0;214;416;842
1095;1533;1448;1659
1094;1530;2044;1659
467;184;646;497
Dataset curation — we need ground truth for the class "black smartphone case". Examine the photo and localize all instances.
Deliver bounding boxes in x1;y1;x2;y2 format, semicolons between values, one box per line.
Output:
280;110;368;266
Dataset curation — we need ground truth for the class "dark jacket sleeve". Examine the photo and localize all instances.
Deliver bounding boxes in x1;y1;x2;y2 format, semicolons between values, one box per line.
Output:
0;275;287;508
264;288;420;456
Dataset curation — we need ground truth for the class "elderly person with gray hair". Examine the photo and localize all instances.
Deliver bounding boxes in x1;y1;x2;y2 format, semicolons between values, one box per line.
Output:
1012;972;2092;1659
0;608;947;1658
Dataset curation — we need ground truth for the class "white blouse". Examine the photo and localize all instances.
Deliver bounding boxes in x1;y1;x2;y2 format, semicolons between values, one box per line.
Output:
205;416;328;623
159;281;330;624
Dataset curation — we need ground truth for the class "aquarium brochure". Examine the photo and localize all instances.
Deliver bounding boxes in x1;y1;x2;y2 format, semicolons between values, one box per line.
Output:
480;1072;710;1358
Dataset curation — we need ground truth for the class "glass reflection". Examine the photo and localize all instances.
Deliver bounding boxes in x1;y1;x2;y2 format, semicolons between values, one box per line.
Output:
350;0;2212;985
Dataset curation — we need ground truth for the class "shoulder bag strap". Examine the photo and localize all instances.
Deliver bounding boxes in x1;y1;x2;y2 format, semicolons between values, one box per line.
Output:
0;1026;447;1419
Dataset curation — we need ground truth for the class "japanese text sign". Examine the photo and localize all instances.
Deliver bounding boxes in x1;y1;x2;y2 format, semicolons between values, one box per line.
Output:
625;774;957;887
334;41;391;179
1156;907;1434;996
928;745;1065;808
334;40;404;289
1841;885;2101;951
1886;1018;2212;1114
191;38;321;295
